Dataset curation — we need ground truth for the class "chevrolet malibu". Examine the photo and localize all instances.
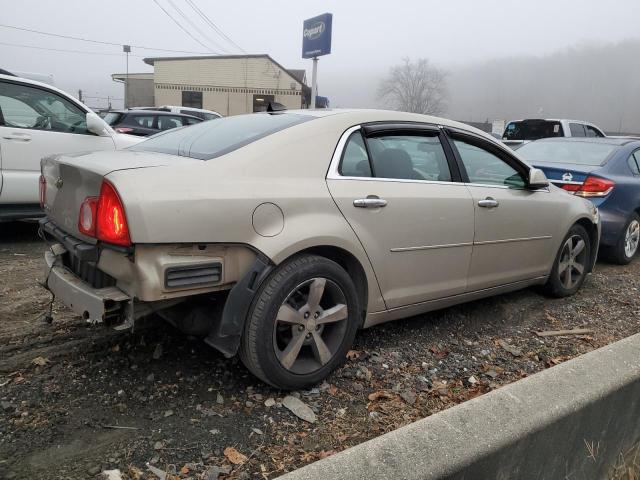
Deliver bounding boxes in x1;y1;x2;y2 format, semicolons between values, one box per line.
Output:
40;109;600;389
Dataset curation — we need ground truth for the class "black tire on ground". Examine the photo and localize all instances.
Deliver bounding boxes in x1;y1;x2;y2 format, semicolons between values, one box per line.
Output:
602;213;640;265
543;223;591;298
239;254;360;390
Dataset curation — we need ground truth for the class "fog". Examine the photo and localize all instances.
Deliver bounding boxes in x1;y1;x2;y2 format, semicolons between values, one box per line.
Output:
2;0;640;131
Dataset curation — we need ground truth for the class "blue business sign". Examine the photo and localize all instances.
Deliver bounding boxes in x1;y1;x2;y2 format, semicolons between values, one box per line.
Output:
302;13;332;58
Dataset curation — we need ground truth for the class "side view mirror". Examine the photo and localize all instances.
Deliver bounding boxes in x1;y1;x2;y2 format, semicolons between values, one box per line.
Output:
528;168;549;188
86;112;111;137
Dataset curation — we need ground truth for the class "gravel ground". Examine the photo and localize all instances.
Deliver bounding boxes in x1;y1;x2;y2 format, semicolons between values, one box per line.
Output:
1;221;639;479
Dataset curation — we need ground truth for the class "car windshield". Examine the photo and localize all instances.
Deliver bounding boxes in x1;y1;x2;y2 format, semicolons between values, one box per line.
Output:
517;141;618;166
130;112;313;160
503;120;564;141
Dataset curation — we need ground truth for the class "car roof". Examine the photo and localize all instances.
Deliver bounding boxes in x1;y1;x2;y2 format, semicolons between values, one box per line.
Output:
530;137;640;147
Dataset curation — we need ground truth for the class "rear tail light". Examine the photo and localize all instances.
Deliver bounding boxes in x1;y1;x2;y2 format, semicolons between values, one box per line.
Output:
78;181;131;246
115;127;134;134
561;175;614;197
39;175;46;208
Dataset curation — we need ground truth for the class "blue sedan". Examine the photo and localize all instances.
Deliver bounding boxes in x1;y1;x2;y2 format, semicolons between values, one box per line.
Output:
518;137;640;264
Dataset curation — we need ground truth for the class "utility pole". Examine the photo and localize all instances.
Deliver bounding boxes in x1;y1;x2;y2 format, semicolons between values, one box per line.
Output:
78;89;83;103
123;45;131;108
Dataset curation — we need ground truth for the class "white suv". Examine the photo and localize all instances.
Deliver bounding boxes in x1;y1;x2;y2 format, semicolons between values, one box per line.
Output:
0;73;143;220
502;118;606;149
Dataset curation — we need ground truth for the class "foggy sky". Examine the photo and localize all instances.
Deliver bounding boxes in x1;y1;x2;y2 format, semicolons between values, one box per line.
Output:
2;0;640;130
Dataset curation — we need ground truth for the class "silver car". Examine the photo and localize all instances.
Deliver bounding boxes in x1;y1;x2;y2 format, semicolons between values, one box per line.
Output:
40;109;600;389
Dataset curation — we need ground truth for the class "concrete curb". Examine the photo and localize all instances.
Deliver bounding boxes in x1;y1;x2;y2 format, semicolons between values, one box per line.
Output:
281;333;640;480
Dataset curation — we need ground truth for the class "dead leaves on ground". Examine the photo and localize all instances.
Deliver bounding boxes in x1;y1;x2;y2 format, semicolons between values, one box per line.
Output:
223;446;248;465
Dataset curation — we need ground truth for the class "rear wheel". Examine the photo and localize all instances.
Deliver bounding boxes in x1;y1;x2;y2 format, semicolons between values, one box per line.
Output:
605;213;640;265
544;224;591;298
239;254;359;390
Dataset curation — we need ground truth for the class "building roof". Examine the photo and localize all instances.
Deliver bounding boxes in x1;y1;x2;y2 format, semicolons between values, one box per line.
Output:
287;69;307;85
111;73;154;81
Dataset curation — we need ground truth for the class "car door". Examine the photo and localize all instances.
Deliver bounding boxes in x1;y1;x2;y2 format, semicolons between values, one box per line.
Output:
446;129;559;290
0;79;115;205
327;124;475;309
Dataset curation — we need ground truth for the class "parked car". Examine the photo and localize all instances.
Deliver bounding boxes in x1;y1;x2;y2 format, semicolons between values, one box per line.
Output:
518;137;640;264
137;105;222;121
40;109;600;389
102;109;203;136
0;73;142;221
502;119;605;150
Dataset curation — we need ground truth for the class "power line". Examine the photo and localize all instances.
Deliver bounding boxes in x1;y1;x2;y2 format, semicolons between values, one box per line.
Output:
0;40;143;57
185;0;246;53
167;0;230;54
152;0;219;54
0;23;208;55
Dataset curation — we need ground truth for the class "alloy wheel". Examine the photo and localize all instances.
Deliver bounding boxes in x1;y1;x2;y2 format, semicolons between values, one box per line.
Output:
624;219;640;258
558;235;588;289
272;277;349;375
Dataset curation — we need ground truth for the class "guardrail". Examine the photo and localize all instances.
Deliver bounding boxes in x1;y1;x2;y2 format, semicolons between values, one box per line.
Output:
281;333;640;480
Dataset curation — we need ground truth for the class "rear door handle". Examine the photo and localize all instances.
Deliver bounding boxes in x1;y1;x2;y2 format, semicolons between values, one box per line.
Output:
478;197;499;208
353;196;388;208
2;132;32;142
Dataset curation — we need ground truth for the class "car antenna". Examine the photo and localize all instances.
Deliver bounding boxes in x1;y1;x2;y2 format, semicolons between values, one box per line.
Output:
267;102;287;113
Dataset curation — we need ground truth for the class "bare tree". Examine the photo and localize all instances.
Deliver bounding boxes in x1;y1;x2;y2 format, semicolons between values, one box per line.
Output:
378;57;448;115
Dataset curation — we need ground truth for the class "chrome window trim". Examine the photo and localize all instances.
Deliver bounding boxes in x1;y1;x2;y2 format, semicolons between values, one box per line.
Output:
326;124;463;186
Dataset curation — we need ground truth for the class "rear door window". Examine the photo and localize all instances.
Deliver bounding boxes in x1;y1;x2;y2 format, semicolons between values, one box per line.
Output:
585;125;604;137
570;123;586;137
367;134;452;181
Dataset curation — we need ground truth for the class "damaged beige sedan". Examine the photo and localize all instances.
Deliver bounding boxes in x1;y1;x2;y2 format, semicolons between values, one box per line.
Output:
40;109;600;389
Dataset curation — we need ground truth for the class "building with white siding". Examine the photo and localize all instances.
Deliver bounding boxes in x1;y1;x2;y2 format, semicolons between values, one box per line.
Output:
139;54;309;115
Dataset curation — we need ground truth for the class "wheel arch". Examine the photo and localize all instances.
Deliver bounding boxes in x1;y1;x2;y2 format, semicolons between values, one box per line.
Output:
575;216;599;272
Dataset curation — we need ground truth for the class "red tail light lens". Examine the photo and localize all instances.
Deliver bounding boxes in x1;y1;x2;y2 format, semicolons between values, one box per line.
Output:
96;181;131;246
78;197;98;236
115;127;134;134
573;176;615;197
39;175;46;208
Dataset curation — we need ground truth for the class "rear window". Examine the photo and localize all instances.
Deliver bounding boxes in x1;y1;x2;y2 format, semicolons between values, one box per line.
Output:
517;141;618;166
130;113;313;160
102;112;123;126
503;120;564;141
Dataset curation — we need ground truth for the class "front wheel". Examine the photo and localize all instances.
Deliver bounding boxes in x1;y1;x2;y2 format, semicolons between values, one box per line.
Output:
544;224;591;298
239;254;360;390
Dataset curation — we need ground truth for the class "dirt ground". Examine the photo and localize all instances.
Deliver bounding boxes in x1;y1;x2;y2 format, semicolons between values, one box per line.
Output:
1;221;639;480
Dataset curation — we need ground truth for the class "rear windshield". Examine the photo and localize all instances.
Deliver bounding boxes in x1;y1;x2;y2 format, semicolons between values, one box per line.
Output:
130;112;312;160
103;112;123;126
503;121;564;141
517;141;618;166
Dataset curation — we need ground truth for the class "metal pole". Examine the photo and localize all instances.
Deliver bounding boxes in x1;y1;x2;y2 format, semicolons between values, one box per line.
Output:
310;57;318;109
125;51;129;108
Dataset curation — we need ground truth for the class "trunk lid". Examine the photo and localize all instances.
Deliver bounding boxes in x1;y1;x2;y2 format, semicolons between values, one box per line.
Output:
42;150;201;241
531;161;600;188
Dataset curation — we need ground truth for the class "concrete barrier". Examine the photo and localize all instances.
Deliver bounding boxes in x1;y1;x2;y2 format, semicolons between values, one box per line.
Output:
281;333;640;480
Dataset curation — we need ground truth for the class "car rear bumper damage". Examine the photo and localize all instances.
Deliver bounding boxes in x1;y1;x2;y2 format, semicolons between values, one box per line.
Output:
44;249;131;324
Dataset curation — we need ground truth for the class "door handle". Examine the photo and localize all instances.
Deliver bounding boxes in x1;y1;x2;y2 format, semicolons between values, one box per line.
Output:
2;133;32;142
478;197;499;208
353;196;388;208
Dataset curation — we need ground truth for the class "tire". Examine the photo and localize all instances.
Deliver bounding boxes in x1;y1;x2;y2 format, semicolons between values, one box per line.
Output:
544;224;591;298
603;213;640;265
239;254;360;390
